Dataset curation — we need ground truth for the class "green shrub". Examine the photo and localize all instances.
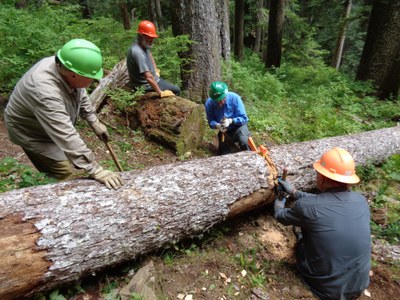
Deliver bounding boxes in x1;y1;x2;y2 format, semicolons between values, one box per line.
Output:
0;157;56;192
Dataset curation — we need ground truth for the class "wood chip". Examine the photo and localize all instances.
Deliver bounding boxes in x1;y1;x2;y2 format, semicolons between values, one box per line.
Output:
364;289;371;297
241;270;247;277
177;294;185;300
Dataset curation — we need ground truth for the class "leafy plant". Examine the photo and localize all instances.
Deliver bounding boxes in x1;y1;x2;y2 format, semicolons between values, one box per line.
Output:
0;157;56;192
106;87;142;114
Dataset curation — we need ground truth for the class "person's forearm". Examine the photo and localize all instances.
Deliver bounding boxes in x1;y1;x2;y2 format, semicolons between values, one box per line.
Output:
146;76;162;95
293;190;314;200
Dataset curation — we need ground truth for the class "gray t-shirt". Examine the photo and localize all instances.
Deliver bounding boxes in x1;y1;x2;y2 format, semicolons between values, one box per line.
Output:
275;187;371;299
126;42;159;89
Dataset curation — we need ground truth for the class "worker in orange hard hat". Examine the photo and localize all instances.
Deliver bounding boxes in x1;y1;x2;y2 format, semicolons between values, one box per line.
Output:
126;20;181;98
274;147;371;299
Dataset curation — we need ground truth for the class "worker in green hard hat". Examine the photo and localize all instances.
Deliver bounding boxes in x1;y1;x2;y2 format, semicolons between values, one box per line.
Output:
205;81;251;155
4;39;123;189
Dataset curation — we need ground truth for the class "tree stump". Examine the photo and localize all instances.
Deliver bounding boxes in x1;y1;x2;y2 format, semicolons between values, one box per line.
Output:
127;92;205;156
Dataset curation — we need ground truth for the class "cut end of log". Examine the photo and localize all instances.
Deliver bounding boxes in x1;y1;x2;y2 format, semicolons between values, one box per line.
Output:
130;93;205;156
0;215;50;299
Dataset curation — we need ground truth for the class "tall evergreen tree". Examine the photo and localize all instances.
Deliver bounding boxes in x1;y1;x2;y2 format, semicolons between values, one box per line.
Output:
266;0;286;68
234;0;245;61
171;0;230;102
356;0;400;99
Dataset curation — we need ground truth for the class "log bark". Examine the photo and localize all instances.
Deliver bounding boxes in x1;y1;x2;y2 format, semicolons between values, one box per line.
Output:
127;92;205;156
90;60;130;112
1;126;399;299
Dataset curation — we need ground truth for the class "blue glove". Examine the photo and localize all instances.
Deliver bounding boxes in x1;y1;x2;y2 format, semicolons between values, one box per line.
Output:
278;178;294;195
274;197;286;211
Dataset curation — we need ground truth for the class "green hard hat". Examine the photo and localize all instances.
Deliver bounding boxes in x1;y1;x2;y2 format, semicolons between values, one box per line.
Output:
209;81;228;101
57;39;103;80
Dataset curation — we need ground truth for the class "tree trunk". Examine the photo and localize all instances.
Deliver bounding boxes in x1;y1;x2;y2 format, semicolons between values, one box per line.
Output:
79;0;92;19
170;0;230;102
1;126;399;299
148;0;158;29
266;0;286;68
155;0;164;31
126;92;205;155
254;0;265;53
234;0;245;61
119;1;131;30
331;0;352;70
356;0;400;99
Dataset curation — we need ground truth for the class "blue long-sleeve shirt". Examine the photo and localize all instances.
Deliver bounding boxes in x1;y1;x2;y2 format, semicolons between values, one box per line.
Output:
274;187;371;299
204;92;249;129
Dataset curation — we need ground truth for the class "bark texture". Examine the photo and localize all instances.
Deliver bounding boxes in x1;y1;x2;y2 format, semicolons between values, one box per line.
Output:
234;0;245;61
127;92;205;155
266;0;286;68
90;60;130;111
269;126;400;190
1;126;400;298
331;0;352;70
356;0;400;99
254;0;265;53
171;0;230;102
0;152;271;299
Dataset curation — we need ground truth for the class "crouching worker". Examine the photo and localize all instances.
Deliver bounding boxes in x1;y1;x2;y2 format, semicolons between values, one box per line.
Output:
4;39;123;190
274;147;371;299
205;81;251;155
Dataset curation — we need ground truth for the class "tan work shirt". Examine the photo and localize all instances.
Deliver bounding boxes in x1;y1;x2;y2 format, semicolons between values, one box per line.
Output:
4;56;98;173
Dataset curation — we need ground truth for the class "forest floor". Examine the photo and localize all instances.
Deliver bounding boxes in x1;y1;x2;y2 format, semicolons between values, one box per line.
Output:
0;98;399;300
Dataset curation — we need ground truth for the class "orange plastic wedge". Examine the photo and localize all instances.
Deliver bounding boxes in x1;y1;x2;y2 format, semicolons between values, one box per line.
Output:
248;137;258;152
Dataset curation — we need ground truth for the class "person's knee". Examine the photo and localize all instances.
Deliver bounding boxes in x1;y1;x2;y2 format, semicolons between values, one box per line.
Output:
44;160;73;180
173;85;181;96
238;135;250;150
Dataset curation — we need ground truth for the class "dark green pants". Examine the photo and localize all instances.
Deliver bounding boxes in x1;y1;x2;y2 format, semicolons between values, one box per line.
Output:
23;149;73;180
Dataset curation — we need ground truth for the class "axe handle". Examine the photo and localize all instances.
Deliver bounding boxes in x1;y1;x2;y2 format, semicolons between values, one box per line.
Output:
105;141;123;172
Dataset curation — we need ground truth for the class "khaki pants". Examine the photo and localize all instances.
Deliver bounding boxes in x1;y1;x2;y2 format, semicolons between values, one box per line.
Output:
23;149;73;180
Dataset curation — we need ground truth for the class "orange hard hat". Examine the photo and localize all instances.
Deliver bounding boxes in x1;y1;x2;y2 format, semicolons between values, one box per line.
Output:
313;147;360;184
137;20;158;38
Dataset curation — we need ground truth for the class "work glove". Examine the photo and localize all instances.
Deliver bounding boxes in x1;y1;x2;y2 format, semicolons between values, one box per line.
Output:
89;166;123;190
221;118;233;128
274;197;286;211
216;123;226;132
155;68;160;77
278;178;294;196
90;119;109;142
160;90;175;98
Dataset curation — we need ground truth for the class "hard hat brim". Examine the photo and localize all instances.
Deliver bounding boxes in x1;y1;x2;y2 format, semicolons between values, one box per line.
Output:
313;161;360;184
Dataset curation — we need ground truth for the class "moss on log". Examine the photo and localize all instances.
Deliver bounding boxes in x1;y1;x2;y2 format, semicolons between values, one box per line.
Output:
127;92;205;156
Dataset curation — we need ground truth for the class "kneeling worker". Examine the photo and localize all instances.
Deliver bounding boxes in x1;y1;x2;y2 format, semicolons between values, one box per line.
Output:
274;147;371;299
4;39;123;189
205;81;251;155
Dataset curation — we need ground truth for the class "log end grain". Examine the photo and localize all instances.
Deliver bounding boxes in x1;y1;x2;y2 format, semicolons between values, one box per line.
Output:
0;215;50;299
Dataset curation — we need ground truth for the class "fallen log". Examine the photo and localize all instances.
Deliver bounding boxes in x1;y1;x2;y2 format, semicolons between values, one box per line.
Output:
127;92;205;155
90;60;130;111
0;126;399;299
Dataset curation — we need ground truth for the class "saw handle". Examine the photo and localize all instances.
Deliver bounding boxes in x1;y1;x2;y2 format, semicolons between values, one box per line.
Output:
282;167;288;181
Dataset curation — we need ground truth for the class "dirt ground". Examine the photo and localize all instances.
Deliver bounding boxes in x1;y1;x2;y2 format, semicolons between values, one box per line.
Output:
1;98;399;300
